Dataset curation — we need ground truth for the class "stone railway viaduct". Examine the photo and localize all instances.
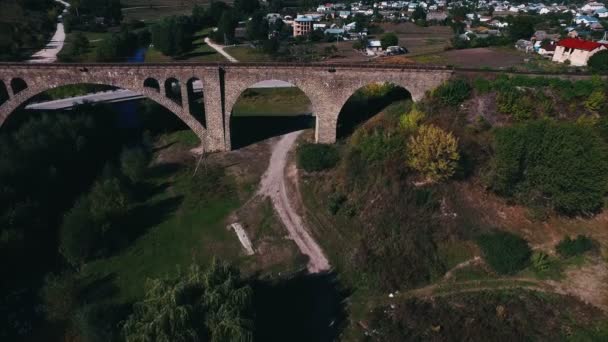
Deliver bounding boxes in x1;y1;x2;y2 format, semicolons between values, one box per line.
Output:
0;62;455;151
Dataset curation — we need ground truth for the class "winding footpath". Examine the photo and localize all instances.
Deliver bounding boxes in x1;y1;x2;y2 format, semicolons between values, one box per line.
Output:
204;37;239;63
257;131;330;273
28;0;70;63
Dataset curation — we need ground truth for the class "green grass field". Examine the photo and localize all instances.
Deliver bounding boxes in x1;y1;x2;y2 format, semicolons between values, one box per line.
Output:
224;46;272;62
81;130;243;303
145;28;225;62
232;87;312;116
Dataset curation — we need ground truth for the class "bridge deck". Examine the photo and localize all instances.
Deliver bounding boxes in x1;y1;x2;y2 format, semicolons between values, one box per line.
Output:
0;62;600;76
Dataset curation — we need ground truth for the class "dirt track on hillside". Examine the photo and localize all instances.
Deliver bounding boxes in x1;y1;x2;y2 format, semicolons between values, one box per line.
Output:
257;131;330;273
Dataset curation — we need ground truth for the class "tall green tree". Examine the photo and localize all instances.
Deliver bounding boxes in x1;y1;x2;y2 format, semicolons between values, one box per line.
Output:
214;9;238;44
246;11;269;41
122;260;253;342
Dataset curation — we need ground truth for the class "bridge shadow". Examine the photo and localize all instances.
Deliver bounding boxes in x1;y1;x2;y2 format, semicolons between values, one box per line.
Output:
250;271;350;342
337;84;412;139
230;115;314;150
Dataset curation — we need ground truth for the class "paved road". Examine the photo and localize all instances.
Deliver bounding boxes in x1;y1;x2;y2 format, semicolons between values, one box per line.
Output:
28;0;70;63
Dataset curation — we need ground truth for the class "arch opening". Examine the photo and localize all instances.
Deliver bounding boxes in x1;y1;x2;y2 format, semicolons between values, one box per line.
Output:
336;82;412;139
11;78;28;95
164;78;182;105
1;83;189;138
186;77;206;128
144;78;160;92
0;80;8;106
230;80;314;150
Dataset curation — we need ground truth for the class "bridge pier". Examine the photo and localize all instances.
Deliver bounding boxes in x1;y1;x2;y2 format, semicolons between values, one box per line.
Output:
201;70;227;152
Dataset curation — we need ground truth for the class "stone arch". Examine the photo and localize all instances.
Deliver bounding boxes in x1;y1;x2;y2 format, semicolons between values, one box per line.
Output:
335;81;412;139
0;81;206;152
10;78;28;95
164;77;182;105
0;80;8;106
227;79;314;150
143;77;160;92
186;77;205;128
224;76;325;150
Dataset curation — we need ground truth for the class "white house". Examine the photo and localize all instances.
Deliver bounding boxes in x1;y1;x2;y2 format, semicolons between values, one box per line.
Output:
552;38;607;66
582;2;605;12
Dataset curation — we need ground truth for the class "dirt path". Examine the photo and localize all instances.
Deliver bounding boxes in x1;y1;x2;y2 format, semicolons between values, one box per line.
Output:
204;37;238;63
258;131;330;273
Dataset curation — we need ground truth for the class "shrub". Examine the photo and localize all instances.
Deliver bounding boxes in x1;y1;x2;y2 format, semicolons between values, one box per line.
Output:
59;198;99;266
399;106;426;131
588;50;608;72
433;79;472;106
120;146;150;183
556;235;594;258
584;90;605;112
489;120;608;215
40;272;79;323
297;143;339;172
476;231;531;274
380;32;398;49
531;251;550;272
407;124;460;183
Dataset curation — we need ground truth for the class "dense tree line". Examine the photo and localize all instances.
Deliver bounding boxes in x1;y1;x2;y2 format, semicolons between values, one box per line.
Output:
151;16;195;57
0;0;58;60
0;106;125;339
64;0;122;32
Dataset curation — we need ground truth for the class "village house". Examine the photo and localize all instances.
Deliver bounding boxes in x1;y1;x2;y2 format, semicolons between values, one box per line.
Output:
552;38;607;66
293;15;314;37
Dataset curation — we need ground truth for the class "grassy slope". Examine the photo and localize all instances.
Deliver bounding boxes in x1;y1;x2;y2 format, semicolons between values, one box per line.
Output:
81;130;242;303
224;46;271;62
232;87;312;116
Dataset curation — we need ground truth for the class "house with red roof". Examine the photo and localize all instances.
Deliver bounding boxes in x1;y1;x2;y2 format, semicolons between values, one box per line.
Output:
552;38;607;66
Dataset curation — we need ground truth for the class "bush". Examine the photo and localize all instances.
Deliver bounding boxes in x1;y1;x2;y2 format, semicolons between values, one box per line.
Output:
40;272;79;323
59;198;99;266
407;124;460;183
297;143;339;172
380;32;399;49
556;235;594;258
588;50;608;72
476;231;532;274
120;146;150;183
584;90;605;112
433;79;472;106
490;120;608;215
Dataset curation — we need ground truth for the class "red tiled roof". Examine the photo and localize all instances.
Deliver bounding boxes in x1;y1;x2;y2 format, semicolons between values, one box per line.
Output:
557;38;604;51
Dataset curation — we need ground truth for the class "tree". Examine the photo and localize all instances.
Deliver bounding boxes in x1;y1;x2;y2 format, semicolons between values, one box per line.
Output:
122;260;253;342
151;16;194;56
588;50;608;72
120;146;150;183
490;120;608;215
234;0;259;15
412;6;426;21
508;15;535;40
246;11;269;41
59;197;99;266
477;232;531;274
380;32;398;49
214;9;238;44
407;124;460;183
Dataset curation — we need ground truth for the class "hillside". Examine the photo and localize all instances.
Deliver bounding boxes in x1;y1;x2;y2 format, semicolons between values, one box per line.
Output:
296;76;608;340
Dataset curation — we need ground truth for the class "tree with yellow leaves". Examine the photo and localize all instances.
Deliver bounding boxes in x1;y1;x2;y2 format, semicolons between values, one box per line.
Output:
407;124;459;183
